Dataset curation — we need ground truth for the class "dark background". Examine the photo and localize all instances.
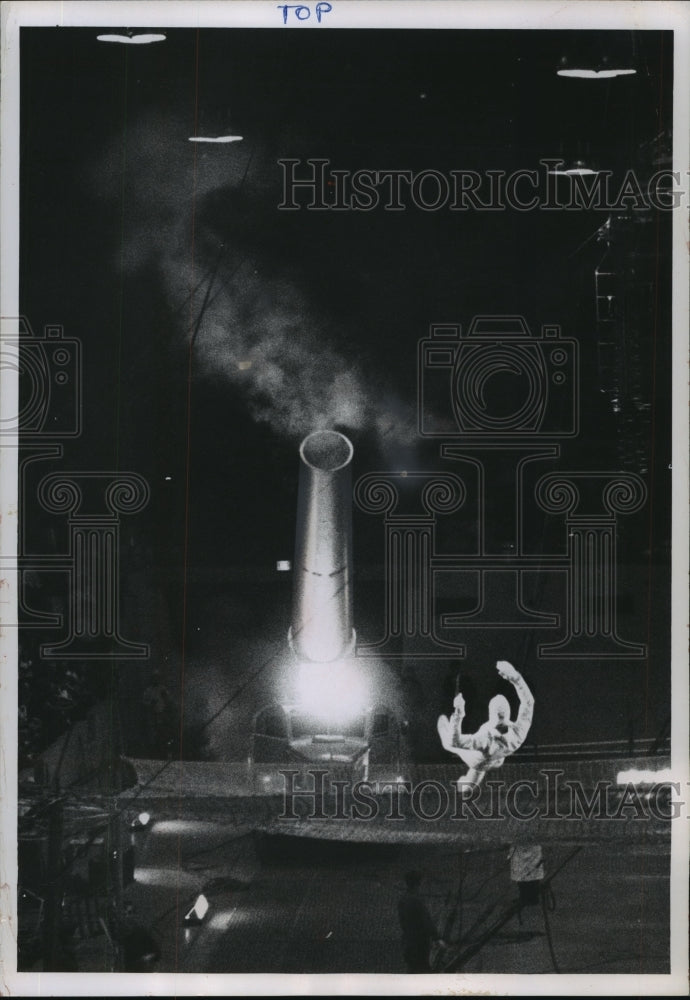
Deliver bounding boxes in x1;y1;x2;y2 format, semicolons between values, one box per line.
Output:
17;27;673;763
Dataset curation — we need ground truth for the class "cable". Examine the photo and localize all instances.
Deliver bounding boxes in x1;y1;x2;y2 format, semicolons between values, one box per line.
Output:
541;883;561;972
537;848;581;974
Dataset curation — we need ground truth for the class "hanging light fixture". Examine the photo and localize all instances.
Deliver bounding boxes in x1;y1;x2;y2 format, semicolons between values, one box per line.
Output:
557;64;635;80
556;34;637;79
547;158;601;177
97;31;166;45
188;135;244;144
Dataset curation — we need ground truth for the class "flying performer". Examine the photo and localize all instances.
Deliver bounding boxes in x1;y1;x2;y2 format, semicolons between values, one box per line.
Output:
437;660;534;797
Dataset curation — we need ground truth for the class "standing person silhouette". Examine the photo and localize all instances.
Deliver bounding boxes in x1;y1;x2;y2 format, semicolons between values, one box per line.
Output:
397;870;444;973
142;670;176;758
437;660;534;797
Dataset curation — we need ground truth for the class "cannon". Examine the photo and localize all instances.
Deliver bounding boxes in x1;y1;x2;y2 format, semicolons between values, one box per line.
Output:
249;429;403;783
288;429;356;664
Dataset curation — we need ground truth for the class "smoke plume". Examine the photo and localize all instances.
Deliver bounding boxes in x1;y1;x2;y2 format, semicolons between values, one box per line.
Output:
93;110;417;449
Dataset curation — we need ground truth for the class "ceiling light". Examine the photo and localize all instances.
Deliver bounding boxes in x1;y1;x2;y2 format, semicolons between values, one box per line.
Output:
557;68;636;80
547;160;600;177
616;768;673;786
97;33;166;45
188;136;243;144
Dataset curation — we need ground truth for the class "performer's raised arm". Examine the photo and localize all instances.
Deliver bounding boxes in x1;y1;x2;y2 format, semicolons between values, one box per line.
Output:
448;693;477;750
437;692;480;756
495;660;534;745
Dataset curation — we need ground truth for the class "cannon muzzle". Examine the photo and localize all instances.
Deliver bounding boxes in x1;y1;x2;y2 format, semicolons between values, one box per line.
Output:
288;430;356;663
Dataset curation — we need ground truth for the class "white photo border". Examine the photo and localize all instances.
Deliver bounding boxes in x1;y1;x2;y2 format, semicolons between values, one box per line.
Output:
1;2;688;996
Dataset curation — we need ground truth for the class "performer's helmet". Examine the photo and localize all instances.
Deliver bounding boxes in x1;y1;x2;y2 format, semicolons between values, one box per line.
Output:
489;694;510;724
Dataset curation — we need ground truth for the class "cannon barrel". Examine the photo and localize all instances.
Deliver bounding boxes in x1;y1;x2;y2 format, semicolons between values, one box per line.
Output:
288;430;356;663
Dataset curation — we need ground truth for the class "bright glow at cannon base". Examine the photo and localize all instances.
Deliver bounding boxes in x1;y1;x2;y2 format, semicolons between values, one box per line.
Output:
294;660;369;721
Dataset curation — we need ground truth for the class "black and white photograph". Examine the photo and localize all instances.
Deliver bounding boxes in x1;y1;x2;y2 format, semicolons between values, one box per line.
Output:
1;1;688;995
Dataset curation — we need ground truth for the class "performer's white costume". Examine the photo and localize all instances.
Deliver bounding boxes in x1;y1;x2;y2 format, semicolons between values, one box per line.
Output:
437;660;534;796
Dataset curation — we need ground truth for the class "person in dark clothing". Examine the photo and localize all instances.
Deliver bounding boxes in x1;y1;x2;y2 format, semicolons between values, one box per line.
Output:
508;843;545;908
142;671;177;758
111;902;161;972
397;870;442;973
